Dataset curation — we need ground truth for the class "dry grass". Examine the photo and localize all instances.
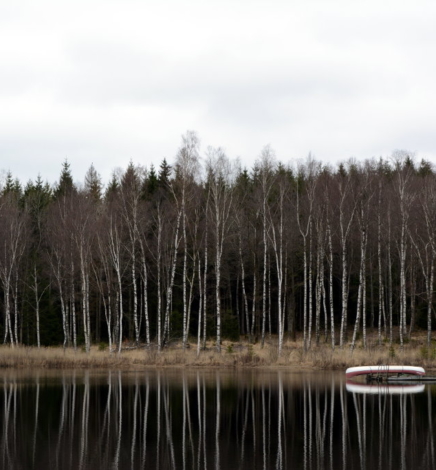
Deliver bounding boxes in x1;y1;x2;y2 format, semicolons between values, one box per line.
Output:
1;330;436;371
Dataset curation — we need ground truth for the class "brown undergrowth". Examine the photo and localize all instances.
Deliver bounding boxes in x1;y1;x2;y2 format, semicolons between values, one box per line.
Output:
1;330;436;371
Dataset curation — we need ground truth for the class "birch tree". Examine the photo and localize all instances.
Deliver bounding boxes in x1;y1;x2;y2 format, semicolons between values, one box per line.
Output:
0;193;28;346
70;192;96;353
173;131;200;349
105;183;127;353
255;147;276;347
267;168;291;356
296;158;319;350
350;166;374;351
120;163;143;346
393;153;415;349
206;148;235;353
337;164;358;348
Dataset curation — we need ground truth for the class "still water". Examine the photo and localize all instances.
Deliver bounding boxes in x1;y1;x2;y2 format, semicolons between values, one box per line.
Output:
0;368;435;470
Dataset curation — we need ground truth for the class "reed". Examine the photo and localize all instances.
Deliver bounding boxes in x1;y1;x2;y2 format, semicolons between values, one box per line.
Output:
0;331;435;370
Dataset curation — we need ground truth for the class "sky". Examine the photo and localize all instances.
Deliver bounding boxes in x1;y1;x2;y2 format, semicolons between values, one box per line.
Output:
1;0;436;188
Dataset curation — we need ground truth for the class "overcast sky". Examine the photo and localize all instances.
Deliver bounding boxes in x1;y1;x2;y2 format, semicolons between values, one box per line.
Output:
1;0;436;187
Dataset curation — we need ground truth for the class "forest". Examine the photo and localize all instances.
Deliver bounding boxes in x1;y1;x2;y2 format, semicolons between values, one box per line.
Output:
1;132;436;355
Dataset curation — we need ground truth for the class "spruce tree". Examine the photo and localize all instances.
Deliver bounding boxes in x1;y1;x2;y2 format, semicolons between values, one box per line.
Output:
84;163;103;202
54;159;75;198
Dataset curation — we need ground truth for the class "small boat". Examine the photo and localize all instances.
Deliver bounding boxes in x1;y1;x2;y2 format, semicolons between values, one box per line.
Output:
345;365;425;379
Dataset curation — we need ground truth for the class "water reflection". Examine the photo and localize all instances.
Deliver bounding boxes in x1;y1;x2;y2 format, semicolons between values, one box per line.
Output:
0;369;435;469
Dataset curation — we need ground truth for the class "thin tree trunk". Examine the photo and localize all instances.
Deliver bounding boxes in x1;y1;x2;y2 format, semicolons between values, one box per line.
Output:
251;259;257;340
202;227;208;351
197;256;203;357
239;238;250;339
157;210;162;351
308;220;313;349
377;186;383;345
163;210;181;346
261;199;268;347
327;221;335;349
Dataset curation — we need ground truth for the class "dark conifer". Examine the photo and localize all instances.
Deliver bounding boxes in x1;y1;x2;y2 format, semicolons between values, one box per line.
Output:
54;159;75;198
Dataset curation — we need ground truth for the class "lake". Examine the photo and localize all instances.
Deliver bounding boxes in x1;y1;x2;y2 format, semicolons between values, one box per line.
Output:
0;368;434;469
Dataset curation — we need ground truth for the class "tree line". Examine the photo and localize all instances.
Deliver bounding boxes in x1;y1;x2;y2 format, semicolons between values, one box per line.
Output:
1;132;435;354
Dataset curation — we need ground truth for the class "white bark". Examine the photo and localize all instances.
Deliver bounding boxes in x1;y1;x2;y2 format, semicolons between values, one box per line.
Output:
239;238;250;338
157;208;162;351
197;256;203;357
207;150;234;353
350;209;368;351
268;182;286;356
162;209;181;346
107;216;124;354
202;224;208;351
138;241;150;346
338;175;358;348
327;219;335;349
377;180;384;345
0;203;26;347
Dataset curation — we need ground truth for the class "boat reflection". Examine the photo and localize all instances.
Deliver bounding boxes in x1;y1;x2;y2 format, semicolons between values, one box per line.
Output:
346;380;425;395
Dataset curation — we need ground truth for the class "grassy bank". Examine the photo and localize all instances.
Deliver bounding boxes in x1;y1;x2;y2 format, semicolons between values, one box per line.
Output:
1;331;436;371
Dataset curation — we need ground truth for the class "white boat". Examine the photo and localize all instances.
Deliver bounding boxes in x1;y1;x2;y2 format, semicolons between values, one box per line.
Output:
345;365;425;379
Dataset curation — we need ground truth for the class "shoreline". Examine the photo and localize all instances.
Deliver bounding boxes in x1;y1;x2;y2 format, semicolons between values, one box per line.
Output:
1;334;436;372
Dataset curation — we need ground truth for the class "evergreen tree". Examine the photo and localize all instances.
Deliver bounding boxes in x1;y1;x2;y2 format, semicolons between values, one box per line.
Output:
105;171;119;200
2;171;22;199
158;158;172;190
142;164;158;199
54;159;75;198
84;163;103;202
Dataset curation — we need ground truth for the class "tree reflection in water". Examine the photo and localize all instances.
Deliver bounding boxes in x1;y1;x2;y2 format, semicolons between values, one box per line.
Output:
0;370;435;469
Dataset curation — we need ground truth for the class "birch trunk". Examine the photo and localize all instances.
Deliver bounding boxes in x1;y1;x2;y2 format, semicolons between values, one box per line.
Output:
261;197;268;347
239;238;250;339
269;187;286;356
308;220;313;349
34;266;41;348
377;182;383;345
197;256;203;357
388;211;393;346
428;263;434;346
250;255;257;340
157;209;162;351
351;219;367;351
202;227;208;351
71;261;77;351
182;200;188;349
132;253;139;346
315;225;323;346
327;220;335;349
338;175;357;348
139;245;150;346
162;210;181;347
215;220;222;352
